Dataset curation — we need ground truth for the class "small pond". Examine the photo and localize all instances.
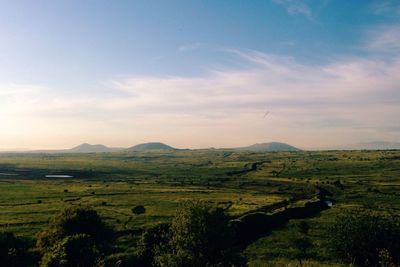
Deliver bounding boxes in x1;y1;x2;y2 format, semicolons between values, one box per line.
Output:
45;175;74;178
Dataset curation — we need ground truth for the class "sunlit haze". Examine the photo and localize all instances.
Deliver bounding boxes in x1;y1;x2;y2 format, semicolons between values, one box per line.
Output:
1;0;399;150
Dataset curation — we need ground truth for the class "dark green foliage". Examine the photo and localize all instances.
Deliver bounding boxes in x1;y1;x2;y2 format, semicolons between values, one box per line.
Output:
291;235;312;264
328;211;400;266
332;180;344;190
132;205;146;215
0;232;32;267
139;223;170;266
297;221;309;235
40;234;102;267
155;201;245;267
37;206;114;265
2;150;400;266
290;220;312;265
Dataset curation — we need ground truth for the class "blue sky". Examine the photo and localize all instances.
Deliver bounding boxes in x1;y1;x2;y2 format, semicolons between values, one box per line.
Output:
0;0;399;149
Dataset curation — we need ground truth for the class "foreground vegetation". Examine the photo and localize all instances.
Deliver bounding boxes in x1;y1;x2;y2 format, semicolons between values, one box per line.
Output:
0;149;399;266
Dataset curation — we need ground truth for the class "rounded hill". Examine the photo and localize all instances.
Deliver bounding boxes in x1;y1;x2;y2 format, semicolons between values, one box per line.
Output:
128;142;176;151
237;142;300;152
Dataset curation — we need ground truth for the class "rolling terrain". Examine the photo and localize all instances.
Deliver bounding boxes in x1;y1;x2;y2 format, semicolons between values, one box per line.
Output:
0;149;399;265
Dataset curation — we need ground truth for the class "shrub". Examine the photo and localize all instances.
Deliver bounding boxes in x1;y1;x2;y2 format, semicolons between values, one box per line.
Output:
291;235;312;265
36;206;114;253
328;211;400;266
0;232;32;266
155;201;245;267
132;205;146;215
139;223;170;266
297;221;309;235
40;234;103;267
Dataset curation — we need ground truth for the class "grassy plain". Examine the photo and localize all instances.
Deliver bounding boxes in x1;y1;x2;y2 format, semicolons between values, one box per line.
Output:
0;149;399;265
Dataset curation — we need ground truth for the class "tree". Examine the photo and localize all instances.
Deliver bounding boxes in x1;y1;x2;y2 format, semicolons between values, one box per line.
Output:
37;206;114;266
155;201;245;267
291;235;312;266
297;221;309;235
328;211;400;266
139;223;170;266
132;205;146;215
0;232;32;267
291;221;312;266
39;234;102;267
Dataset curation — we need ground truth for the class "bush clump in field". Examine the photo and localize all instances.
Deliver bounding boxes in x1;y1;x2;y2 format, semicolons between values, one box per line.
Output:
291;221;312;265
132;205;146;215
328;211;400;266
154;201;245;267
0;232;32;266
297;220;310;235
291;235;312;265
37;206;114;266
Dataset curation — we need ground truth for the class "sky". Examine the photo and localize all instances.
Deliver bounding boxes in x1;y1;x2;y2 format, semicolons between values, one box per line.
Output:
0;0;399;150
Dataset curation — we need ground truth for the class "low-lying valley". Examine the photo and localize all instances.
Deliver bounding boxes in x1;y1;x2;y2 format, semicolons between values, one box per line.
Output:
1;146;400;266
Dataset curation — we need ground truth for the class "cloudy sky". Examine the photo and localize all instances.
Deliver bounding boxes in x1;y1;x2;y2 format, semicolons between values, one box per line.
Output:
0;0;399;150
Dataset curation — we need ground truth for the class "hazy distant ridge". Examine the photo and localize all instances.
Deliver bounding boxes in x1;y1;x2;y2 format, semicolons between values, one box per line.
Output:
127;142;176;151
3;141;400;154
235;142;300;152
333;141;400;150
68;143;121;153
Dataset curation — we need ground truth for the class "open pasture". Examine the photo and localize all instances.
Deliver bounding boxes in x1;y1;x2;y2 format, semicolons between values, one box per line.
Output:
1;149;400;264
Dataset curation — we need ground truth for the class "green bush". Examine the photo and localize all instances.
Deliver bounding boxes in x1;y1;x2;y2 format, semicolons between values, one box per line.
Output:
140;223;170;266
0;232;32;267
132;205;146;215
297;221;309;235
291;235;312;264
328;211;400;266
40;234;102;267
37;206;114;252
37;206;114;266
155;201;245;267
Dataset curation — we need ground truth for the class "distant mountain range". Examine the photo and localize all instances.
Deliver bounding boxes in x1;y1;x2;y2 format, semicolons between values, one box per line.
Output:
330;141;400;150
127;142;176;151
1;141;399;153
65;142;300;152
235;142;300;152
68;143;123;153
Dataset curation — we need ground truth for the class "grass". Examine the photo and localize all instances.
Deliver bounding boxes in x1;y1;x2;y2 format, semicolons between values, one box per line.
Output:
0;149;399;265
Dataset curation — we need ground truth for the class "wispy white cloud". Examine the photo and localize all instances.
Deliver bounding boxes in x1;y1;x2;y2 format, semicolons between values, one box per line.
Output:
365;24;400;53
370;0;400;16
0;83;44;96
1;25;400;149
272;0;313;20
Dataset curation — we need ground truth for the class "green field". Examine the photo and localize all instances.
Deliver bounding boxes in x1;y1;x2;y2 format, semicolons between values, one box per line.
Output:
1;149;399;265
